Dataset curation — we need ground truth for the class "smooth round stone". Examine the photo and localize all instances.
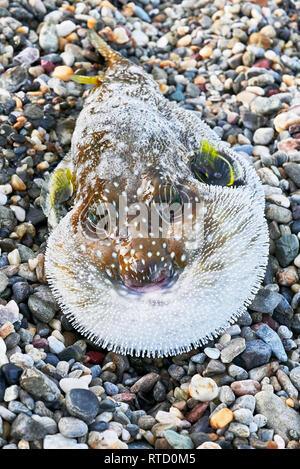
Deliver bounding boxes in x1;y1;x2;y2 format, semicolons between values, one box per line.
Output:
253;128;274;145
0;337;6;354
59;375;92;393
39;22;58;53
58;417;88;438
275;234;299;267
204;347;220;359
45;353;59;366
12;282;31;303
0;272;8;293
10;205;25;222
44;434;88;449
0;193;7;205
65;389;100;423
189;374;219;401
164;430;193;449
103;381;118;396
1;363;23;385
89;421;109;432
14;47;40;65
56;20;76;37
11;413;48;441
48;336;65;354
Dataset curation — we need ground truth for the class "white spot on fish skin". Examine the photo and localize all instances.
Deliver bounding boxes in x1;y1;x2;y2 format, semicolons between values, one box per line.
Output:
152;241;156;245
156;251;160;256
112;252;117;258
130;249;135;256
147;252;152;258
80;244;86;252
96;250;102;257
170;252;175;259
181;254;187;262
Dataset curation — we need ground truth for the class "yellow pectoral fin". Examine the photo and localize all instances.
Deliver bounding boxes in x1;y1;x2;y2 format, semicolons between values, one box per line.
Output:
41;168;75;228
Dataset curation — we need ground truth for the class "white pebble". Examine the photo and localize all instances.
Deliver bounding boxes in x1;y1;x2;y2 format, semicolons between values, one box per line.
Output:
204;347;220;359
7;249;21;266
4;385;19;402
189;374;219;402
59;375;92;393
56;20;76;37
48;336;65;354
10;205;26;222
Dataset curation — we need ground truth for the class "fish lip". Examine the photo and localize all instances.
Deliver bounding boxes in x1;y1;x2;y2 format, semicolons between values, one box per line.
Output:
122;270;176;294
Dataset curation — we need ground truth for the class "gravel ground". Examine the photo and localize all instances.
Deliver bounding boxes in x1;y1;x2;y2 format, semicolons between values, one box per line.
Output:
0;0;300;450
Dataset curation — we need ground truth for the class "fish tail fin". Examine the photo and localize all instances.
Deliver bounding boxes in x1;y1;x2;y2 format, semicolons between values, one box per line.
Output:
87;29;123;65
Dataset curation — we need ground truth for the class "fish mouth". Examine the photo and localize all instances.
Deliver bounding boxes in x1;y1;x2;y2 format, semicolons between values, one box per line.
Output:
122;270;176;293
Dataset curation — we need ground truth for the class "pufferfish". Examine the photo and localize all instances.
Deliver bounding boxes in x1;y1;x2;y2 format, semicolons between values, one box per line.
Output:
41;31;269;357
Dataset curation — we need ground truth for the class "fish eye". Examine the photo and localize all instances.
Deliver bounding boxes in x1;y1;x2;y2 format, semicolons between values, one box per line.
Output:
157;183;181;205
83;200;115;239
191;139;245;187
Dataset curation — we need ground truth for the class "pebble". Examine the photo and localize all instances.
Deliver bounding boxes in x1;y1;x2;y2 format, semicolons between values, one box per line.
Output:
59;375;92;393
231;380;261;396
189;374;219;402
275;235;299;267
255;324;287;362
290;367;300;391
255;391;300;443
210;408;234;429
52;66;74;81
20;367;61;402
44;434;88;450
250;97;282;115
249;288;281;313
241;340;272;369
28;294;56;323
48;336;65;354
253;128;274;145
284;163;300;188
228;422;250;438
58;417;88;438
11;413;48;441
65;389;100;423
220;338;246;363
164;430;193;450
39;22;58;53
56;20;76;38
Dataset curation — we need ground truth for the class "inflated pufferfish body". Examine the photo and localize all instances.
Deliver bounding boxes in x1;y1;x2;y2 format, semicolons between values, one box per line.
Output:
43;31;269;357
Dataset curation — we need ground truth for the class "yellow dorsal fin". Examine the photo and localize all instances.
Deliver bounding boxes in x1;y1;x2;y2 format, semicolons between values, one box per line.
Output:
69;74;104;85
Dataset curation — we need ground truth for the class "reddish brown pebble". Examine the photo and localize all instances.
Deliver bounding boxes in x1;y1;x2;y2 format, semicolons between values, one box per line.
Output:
186;403;208;423
267;441;278;449
230;379;261;396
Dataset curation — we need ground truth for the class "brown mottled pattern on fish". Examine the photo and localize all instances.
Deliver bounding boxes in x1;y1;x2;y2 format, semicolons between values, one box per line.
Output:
42;31;268;357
